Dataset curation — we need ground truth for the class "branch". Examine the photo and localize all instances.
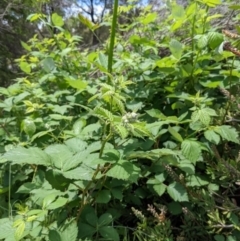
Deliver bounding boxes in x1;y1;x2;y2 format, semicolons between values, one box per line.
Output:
0;3;12;20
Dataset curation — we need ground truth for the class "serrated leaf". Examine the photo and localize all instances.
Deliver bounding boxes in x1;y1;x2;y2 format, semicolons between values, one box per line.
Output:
192;108;213;126
114;124;128;139
167;182;188;202
63;166;95;180
0;218;14;239
61;221;78;241
181;139;201;163
204;129;220;144
45;144;73;170
96;190;111;203
106;159;140;182
4;147;51;166
214;125;239;143
65;138;87;153
93;106;114;122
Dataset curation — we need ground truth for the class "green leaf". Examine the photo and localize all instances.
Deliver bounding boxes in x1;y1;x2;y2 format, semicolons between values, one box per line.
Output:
47;197;68;210
19;62;31;74
45;169;71;191
63;166;95;180
0;218;14;239
65;138;87;153
98;213;113;227
169;39;183;59
207;32;223;49
167;202;182;215
145;109;167;119
52;13;64;27
86;211;98;227
204;129;220;144
214;234;225;241
4;147;51;166
128;148;177;161
167;182;188;202
78;14;97;31
141;12;157;25
42;193;58;209
21;41;31;51
198;35;208;49
99;226;120;241
61;221;78;241
111;188;123;200
22;119;36;136
171;4;185;19
153;183;167;196
14;220;25;241
114;125;128;139
178;161;195;174
78;223;96;238
106;159;140;182
191;108;215;126
49;114;72;121
202;0;221;7
98;52;108;70
226;236;237;241
214;125;239;143
49;230;62;241
42;57;55;73
72;118;86;135
96;190;111;203
187;175;209;186
45;144;73;170
181;139;202;163
67;79;87;90
229;5;240;10
168;126;183;142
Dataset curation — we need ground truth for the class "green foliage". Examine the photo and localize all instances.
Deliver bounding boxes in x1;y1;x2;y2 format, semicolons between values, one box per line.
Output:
1;1;240;241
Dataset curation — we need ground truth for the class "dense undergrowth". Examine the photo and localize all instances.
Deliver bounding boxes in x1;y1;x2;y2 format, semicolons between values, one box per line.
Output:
1;0;240;240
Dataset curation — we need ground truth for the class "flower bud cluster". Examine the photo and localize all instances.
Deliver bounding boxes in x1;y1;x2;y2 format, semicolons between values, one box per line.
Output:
122;112;138;125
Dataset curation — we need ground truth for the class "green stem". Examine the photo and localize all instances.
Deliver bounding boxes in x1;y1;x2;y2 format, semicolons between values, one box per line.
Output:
108;0;119;74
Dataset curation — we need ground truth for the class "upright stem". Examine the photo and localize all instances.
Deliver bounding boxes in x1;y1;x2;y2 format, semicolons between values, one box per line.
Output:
108;0;119;74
